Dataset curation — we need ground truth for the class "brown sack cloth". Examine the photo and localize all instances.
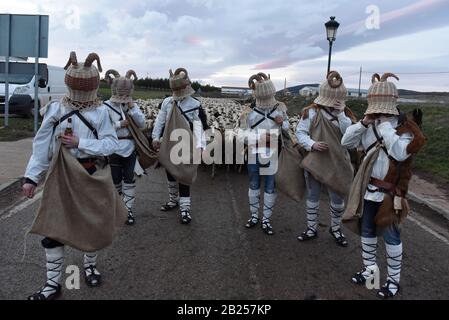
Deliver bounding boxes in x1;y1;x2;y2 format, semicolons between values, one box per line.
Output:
275;135;306;202
158;102;198;185
126;113;158;169
30;145;127;252
342;145;381;235
301;110;354;197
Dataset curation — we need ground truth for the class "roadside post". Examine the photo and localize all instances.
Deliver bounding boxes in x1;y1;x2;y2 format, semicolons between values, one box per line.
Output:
0;14;49;133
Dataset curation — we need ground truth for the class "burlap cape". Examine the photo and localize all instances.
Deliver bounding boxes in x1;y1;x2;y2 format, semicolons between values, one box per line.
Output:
301;110;354;197
275;135;306;202
30;145;127;252
125;112;158;169
342;145;381;235
157;102;198;185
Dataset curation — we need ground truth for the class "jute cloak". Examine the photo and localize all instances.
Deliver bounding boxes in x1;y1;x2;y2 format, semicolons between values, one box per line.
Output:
275;135;306;202
158;102;198;185
30;145;127;252
301;110;354;197
125;112;158;169
342;145;381;235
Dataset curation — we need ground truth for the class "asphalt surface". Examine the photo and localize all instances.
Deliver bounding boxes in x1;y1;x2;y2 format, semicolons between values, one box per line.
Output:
0;165;448;300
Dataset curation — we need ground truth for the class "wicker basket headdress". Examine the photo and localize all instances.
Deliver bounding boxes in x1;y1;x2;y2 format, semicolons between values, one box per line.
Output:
105;69;137;104
248;72;277;108
365;73;400;116
63;52;102;107
314;71;347;110
169;68;195;101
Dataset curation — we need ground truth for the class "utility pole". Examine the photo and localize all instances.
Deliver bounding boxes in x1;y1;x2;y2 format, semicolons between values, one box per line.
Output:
358;66;362;98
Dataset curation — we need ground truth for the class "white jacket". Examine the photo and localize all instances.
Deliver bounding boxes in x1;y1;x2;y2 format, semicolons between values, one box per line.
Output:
105;100;146;158
341;117;413;202
24;101;119;184
152;96;205;149
296;107;353;152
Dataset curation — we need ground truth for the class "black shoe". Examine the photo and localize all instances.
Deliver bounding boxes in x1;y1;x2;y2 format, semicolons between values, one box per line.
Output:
377;280;400;299
84;265;102;288
161;201;179;212
262;220;274;236
297;228;318;242
126;212;135;226
180;210;192;225
245;216;259;229
329;228;348;247
28;283;62;300
351;269;370;286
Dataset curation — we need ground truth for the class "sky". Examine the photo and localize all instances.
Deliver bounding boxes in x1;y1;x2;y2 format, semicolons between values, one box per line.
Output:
2;0;449;91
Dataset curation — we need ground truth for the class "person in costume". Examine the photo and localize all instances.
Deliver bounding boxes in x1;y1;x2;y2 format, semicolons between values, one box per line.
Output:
295;71;355;247
342;73;426;299
152;68;208;225
240;73;289;236
22;52;125;300
104;69;146;226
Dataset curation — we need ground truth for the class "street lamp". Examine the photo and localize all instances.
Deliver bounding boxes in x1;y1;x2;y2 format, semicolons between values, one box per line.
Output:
325;16;340;75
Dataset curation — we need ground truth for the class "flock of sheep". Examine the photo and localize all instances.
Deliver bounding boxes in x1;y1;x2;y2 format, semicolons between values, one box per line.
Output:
135;98;301;135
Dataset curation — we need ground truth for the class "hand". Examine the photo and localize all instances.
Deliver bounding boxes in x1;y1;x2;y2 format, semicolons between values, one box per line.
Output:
61;134;79;149
128;101;135;109
362;115;376;126
152;140;161;151
332;101;345;111
274;115;284;125
312;141;329;152
22;183;36;199
120;120;129;128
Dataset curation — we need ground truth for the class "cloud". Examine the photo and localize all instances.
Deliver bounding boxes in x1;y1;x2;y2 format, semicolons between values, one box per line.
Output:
2;0;449;91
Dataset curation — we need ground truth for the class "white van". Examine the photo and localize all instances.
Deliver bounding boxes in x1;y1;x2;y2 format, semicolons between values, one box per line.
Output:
0;65;66;117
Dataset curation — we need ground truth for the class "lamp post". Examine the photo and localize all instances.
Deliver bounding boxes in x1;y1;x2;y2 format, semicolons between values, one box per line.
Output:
325;16;340;76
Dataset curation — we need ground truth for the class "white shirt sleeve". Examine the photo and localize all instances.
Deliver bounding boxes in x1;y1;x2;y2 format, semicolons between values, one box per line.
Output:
295;109;316;152
337;112;353;135
281;111;289;131
341;121;368;149
378;121;413;162
24;103;59;183
152;100;170;141
77;108;119;157
193;120;207;149
129;103;146;129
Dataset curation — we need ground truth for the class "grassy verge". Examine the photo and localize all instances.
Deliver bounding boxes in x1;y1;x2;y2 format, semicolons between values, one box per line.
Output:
346;100;449;181
285;96;449;181
98;88;169;100
0;117;38;142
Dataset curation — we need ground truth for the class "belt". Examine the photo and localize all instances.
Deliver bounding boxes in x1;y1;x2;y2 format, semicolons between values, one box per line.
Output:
78;158;97;169
118;136;133;140
369;177;396;195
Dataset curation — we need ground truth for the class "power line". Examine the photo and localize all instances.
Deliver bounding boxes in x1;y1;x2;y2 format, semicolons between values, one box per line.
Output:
362;71;449;75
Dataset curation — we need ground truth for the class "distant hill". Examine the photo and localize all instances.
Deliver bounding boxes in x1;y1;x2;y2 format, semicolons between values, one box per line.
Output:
398;89;449;96
279;84;449;97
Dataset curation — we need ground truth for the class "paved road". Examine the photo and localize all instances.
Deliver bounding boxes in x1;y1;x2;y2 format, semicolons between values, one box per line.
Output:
0;166;448;300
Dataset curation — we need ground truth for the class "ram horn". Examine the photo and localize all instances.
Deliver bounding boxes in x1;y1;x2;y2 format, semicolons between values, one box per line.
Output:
327;70;343;89
381;73;400;82
371;73;381;84
84;53;103;72
105;69;120;84
126;70;138;81
64;51;78;70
